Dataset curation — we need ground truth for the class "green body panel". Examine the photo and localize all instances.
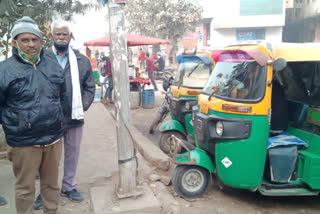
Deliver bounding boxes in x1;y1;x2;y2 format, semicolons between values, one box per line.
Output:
93;70;100;85
297;151;320;189
164;93;197;139
184;113;195;139
176;148;215;173
287;126;320;189
170;112;175;120
212;110;269;189
160;120;185;134
286;126;320;155
178;94;198;99
307;108;320;124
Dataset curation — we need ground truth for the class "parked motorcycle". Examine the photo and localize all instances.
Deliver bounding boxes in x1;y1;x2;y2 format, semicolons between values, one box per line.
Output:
148;77;174;134
154;68;175;81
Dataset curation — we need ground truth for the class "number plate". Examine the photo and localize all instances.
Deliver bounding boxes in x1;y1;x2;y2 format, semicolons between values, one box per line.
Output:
200;103;209;114
173;91;180;98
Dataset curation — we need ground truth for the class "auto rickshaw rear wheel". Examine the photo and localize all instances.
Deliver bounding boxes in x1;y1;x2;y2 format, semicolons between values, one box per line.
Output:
172;165;210;198
159;131;186;155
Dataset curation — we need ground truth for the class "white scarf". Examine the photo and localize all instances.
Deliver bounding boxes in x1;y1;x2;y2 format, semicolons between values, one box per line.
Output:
53;46;84;120
69;47;84;120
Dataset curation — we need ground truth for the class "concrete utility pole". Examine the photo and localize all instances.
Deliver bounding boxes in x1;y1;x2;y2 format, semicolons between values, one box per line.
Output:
108;1;141;198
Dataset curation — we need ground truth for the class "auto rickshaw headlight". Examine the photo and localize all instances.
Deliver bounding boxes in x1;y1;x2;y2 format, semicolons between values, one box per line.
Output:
185;100;197;111
216;121;224;136
185;102;190;110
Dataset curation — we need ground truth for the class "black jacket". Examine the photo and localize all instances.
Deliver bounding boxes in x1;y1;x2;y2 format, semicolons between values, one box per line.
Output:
0;48;65;147
46;49;95;128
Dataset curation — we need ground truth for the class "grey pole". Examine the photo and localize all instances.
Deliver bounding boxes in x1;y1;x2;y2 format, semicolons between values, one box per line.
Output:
108;1;142;198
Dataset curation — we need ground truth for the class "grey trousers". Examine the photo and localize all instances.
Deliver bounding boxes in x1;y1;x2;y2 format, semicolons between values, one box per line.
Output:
62;125;83;192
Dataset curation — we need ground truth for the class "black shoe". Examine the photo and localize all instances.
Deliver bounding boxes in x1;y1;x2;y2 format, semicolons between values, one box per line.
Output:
61;189;84;202
34;195;43;210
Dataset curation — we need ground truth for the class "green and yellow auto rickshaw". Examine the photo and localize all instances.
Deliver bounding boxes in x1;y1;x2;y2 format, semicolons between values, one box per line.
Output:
172;42;320;198
158;51;215;153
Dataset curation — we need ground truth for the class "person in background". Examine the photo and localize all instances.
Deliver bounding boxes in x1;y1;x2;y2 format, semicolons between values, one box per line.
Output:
138;48;146;70
103;57;113;104
146;52;158;91
154;53;165;79
0;16;65;214
85;47;99;86
34;19;95;209
0;196;6;206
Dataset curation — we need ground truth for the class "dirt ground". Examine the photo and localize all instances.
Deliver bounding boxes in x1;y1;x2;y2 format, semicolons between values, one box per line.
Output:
129;80;320;214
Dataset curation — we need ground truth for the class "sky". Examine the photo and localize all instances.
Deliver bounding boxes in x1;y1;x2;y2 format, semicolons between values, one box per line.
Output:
70;0;209;50
70;6;109;49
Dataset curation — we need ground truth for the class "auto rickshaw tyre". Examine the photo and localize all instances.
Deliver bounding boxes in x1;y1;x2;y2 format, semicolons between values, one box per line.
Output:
159;131;186;155
172;165;210;199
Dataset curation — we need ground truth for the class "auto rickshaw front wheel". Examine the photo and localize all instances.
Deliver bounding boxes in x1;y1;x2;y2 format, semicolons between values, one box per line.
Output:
172;165;210;198
159;131;186;155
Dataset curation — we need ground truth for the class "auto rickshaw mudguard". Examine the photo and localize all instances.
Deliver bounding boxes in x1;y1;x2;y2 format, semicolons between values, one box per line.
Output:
160;120;186;135
176;148;215;173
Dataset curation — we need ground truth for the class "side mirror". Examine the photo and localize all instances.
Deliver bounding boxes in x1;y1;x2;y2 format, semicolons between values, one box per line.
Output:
162;77;174;91
273;58;287;72
271;58;287;87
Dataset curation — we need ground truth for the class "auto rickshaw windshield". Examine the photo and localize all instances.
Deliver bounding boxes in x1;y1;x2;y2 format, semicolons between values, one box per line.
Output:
174;58;211;88
203;51;267;102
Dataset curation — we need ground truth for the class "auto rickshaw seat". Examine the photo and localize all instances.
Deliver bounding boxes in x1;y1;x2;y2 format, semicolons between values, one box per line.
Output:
287;99;309;126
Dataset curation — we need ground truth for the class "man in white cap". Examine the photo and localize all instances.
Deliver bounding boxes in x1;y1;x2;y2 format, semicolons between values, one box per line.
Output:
34;19;95;209
0;16;65;214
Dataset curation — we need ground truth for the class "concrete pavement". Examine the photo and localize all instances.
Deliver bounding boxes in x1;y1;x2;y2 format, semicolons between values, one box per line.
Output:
0;101;177;214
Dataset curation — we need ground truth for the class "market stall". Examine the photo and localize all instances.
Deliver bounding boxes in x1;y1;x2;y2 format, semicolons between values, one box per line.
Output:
84;33;169;107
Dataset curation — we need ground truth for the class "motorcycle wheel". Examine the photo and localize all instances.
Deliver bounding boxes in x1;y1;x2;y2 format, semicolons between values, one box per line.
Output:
149;109;168;134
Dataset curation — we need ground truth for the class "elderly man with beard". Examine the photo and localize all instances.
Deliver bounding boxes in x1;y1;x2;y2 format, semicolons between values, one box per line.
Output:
0;16;65;214
34;20;95;209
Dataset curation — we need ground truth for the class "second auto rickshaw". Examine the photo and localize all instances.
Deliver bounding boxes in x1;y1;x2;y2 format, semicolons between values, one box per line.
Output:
158;51;215;154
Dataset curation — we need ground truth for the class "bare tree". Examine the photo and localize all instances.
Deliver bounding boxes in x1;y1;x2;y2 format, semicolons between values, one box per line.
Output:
0;0;96;59
125;0;202;63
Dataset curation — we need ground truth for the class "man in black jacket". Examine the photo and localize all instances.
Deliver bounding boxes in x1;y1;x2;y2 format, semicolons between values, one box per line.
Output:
154;53;165;80
0;16;65;214
34;19;95;208
0;196;7;206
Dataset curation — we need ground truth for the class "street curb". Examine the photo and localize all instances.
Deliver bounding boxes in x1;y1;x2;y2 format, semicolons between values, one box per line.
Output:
131;125;171;171
103;103;172;172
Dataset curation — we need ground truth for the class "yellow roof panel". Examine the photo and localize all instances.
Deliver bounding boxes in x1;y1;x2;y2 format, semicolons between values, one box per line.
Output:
226;42;320;62
273;43;320;62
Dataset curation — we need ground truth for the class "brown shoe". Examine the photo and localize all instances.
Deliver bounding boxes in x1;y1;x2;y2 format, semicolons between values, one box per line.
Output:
107;98;114;104
102;98;108;104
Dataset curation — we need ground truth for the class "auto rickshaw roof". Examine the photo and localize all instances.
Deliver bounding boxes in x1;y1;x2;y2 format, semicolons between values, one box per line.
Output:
226;41;320;62
176;53;213;66
272;43;320;62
